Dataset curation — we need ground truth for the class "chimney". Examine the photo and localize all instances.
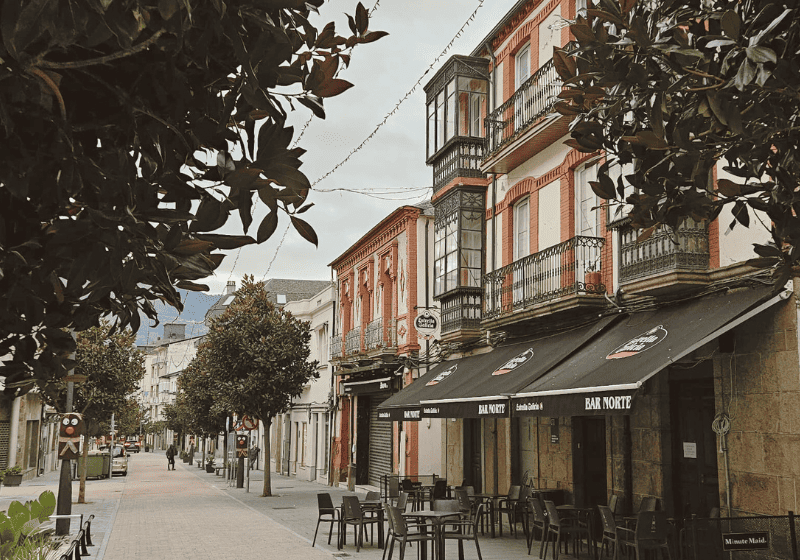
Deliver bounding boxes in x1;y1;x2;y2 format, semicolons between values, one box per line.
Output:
164;323;186;341
225;281;236;294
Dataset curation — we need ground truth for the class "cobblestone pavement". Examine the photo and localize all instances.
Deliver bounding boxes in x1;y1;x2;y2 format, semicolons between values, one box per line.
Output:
4;452;591;560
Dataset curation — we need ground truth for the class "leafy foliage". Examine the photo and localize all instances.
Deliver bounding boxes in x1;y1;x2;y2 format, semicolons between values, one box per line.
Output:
201;275;318;496
175;356;227;438
0;0;386;396
0;491;56;557
558;0;800;282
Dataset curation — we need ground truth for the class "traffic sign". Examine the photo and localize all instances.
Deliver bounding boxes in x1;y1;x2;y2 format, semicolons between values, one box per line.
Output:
240;416;258;431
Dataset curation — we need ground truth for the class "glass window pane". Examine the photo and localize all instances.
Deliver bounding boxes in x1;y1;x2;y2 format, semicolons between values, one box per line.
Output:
446;90;456;141
461;211;482;231
434;238;444;259
460;267;480;287
446;253;457;272
434;276;442;295
461;230;481;250
460;249;481;269
427;108;436;157
445;232;457;253
446;270;457;290
436;92;445;150
458;77;488;94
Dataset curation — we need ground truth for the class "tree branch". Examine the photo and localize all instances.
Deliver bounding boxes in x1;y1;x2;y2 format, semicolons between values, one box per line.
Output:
38;30;166;70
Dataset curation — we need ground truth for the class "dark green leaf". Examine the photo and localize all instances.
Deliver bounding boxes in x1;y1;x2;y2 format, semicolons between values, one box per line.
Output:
355;2;368;35
257;211;279;243
732;200;749;227
360;31;389;44
752;244;783;258
746;46;776;64
734;58;755;91
290;215;318;246
312;78;354;98
297;95;325;119
750;8;791;47
721;10;740;39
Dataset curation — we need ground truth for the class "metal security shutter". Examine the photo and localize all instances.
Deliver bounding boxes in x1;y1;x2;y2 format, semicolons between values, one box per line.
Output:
368;397;392;488
0;421;9;469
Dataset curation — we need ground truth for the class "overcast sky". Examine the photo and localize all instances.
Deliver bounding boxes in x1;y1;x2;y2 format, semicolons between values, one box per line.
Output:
197;0;520;291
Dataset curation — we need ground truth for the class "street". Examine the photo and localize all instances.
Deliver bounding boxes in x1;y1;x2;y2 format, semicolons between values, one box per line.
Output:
2;451;584;560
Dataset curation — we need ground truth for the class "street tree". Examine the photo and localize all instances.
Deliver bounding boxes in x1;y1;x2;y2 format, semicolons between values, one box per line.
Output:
162;401;194;451
44;322;144;503
201;275;317;497
0;1;386;395
557;0;800;284
176;356;228;464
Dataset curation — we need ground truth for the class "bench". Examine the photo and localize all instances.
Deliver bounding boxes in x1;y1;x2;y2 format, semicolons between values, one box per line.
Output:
213;459;226;475
52;514;94;560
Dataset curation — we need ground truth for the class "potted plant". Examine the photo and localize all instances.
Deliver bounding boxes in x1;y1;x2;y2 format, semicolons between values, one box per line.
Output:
3;466;23;487
181;451;189;463
584;260;602;290
205;455;215;473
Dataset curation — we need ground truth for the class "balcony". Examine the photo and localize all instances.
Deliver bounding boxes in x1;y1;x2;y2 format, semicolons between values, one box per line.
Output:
483;236;606;325
618;219;710;294
440;289;482;339
365;317;397;351
482;56;571;175
432;139;485;194
345;327;361;356
330;333;343;359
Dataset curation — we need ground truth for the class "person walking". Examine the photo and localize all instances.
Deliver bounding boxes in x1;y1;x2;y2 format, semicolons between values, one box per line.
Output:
166;443;177;470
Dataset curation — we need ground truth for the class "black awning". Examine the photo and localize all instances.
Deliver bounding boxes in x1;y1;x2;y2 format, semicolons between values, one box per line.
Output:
512;285;789;417
376;316;615;420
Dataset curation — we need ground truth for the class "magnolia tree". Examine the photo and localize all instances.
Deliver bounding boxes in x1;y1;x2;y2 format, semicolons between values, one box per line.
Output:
200;276;317;497
557;0;800;284
175;357;228;464
0;0;385;396
44;322;144;503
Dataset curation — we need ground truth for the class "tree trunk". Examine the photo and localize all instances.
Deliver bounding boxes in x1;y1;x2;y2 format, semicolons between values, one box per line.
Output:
78;436;89;503
262;418;272;497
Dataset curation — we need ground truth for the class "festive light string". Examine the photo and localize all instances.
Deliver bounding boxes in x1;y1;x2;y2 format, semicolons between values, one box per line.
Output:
261;224;291;282
310;0;486;189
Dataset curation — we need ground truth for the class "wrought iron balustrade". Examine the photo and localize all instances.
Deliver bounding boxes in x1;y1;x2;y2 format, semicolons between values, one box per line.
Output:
483;236;605;320
618;220;709;282
365;318;397;351
432;139;485;194
440;289;482;334
344;327;361;356
330;334;343;359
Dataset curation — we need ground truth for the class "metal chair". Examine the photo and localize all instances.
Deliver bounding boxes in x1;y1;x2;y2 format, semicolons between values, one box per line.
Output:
496;485;521;537
438;501;485;560
598;505;625;560
342;495;382;552
383;504;436;560
543;500;591;560
430;479;449;508
618;510;672;560
312;493;341;548
397;491;410;512
526;497;548;558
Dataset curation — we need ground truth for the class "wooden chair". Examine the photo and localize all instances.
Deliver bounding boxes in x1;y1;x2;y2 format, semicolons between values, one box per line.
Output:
598;505;625;560
312;493;341;548
526;497;548;558
543;500;591;560
383;504;435;560
495;485;521;537
618;511;672;560
342;495;381;552
438;500;485;560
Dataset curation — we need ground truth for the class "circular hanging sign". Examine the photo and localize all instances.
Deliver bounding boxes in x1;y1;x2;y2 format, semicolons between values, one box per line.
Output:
414;311;438;340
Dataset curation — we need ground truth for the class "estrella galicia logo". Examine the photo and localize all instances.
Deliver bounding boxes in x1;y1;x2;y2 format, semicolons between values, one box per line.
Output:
492;348;534;376
426;364;458;386
606;326;668;359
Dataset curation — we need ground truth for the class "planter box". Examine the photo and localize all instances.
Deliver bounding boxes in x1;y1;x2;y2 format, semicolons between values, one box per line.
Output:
206;465;214;473
3;474;23;487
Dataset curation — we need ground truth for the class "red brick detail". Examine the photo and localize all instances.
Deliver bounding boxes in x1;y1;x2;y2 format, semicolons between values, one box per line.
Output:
336;398;350;472
493;0;564;61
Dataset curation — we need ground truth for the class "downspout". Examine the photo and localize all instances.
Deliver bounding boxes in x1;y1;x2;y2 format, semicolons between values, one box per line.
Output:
486;41;498;275
424;219;430;373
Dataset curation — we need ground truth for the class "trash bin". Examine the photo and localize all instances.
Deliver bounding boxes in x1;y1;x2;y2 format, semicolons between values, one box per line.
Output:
78;451;108;479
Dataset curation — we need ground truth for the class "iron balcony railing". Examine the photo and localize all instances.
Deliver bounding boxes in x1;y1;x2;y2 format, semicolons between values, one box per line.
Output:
365;318;397;351
484;57;563;159
344;327;361;356
618;219;709;283
432;139;485;194
483;236;605;321
330;333;343;359
440;289;482;335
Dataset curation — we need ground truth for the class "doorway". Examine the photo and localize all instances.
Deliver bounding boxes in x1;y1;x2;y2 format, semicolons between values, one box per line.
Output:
671;369;720;518
573;417;607;508
355;396;371;485
463;418;482;493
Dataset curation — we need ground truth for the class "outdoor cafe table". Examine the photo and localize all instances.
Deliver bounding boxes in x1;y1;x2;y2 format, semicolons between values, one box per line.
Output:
556;505;597;560
469;493;504;538
361;499;386;549
402;510;461;560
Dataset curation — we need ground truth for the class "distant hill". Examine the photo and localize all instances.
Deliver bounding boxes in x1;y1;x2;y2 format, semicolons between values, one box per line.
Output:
135;290;220;345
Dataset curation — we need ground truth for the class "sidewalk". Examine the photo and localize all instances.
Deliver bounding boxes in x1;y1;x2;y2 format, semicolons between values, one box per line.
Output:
2;452;589;560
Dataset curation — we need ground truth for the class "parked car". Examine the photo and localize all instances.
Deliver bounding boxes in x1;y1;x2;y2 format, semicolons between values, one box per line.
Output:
123;440;140;453
109;446;128;476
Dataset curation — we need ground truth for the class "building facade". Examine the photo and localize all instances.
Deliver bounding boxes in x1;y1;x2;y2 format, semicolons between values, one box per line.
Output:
329;202;437;490
379;0;799;521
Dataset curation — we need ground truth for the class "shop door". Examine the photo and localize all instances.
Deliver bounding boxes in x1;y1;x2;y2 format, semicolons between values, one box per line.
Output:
671;374;720;518
573;417;607;509
463;418;482;493
368;397;393;488
355;396;370;485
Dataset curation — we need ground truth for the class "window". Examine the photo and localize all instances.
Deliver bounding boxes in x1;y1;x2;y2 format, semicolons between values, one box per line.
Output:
607;160;636;223
513;198;530;261
575;162;600;238
277;294;287;304
322;414;330;475
514;45;531;129
434;190;485;296
300;422;307;466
